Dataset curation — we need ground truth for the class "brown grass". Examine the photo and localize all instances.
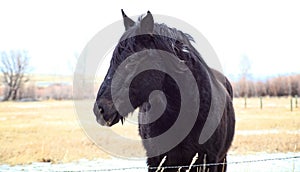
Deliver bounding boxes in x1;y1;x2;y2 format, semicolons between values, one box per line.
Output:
0;101;108;165
231;97;300;154
0;97;299;165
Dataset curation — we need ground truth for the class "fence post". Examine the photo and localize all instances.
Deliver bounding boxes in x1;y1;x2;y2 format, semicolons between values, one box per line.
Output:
244;95;247;108
260;96;263;109
290;97;293;112
295;95;298;108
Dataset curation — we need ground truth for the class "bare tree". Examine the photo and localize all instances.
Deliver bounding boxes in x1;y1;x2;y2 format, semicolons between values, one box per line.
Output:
239;55;251;78
0;50;31;101
238;55;252;96
68;52;79;74
256;81;267;96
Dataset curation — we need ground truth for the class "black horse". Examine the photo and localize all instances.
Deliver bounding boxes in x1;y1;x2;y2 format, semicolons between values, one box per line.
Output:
94;10;235;172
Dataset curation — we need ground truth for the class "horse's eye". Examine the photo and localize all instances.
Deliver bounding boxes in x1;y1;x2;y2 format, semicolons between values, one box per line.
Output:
125;63;135;69
124;58;137;69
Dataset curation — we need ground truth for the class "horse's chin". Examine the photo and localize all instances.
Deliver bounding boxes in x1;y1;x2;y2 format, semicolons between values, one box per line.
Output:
96;107;137;127
97;113;121;127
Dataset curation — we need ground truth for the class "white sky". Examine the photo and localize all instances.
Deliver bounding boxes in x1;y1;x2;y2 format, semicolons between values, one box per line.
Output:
0;0;300;80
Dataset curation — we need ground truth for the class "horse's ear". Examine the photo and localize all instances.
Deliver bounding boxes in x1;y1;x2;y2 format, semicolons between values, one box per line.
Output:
121;9;135;31
140;11;154;34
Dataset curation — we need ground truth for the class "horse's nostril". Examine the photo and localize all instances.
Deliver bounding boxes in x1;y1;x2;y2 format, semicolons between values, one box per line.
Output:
99;107;104;114
94;102;105;115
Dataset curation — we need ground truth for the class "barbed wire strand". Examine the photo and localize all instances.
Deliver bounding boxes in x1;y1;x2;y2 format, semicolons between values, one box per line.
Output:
70;155;300;172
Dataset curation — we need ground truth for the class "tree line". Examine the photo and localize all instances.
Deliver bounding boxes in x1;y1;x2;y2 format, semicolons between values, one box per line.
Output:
232;74;300;97
1;50;300;101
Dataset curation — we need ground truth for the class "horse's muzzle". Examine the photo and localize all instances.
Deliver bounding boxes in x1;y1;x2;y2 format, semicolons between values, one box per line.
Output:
93;101;120;126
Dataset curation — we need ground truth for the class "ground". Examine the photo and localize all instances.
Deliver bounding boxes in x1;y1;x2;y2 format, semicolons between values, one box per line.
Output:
0;97;299;165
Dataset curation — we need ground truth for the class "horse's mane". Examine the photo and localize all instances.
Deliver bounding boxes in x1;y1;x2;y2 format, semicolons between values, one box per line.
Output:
114;18;216;83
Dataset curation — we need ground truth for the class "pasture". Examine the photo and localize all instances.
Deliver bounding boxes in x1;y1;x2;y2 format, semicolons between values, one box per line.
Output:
0;97;299;165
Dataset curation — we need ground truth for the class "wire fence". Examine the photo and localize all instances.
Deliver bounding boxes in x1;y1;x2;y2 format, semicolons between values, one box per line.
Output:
79;155;300;171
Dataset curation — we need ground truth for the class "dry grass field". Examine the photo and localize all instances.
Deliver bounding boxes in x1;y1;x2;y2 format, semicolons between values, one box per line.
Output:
0;97;299;165
232;97;300;154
